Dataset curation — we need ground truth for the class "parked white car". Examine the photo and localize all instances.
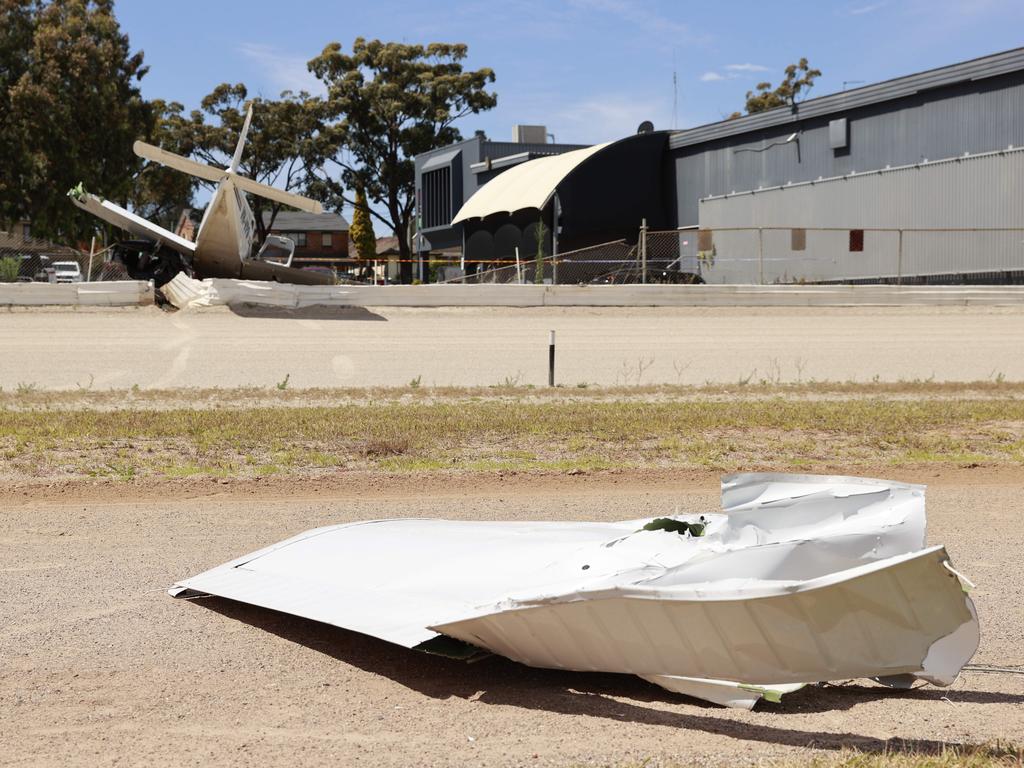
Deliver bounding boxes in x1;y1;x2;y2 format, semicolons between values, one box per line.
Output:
52;261;82;283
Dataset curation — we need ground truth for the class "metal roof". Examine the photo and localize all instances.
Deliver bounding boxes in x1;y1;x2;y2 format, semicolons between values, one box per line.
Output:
264;211;349;231
670;46;1024;150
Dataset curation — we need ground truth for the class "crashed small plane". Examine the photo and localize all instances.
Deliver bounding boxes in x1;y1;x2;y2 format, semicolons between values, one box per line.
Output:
69;107;332;286
170;473;979;709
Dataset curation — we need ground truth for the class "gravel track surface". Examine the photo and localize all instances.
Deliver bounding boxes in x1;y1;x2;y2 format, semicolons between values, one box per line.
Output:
6;305;1024;389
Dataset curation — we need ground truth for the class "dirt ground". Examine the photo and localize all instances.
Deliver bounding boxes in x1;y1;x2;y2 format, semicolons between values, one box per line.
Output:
7;304;1024;389
2;467;1022;767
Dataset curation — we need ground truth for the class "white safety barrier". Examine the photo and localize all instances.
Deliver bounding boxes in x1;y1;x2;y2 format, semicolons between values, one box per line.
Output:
163;272;1024;309
0;280;153;307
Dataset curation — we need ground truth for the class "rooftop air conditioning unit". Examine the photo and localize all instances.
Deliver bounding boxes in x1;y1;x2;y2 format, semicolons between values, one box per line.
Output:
512;125;548;144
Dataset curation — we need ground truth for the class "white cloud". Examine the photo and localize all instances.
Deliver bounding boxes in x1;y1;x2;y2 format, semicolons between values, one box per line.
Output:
700;71;726;82
848;1;886;13
566;0;708;44
552;92;674;143
725;63;769;72
237;43;325;96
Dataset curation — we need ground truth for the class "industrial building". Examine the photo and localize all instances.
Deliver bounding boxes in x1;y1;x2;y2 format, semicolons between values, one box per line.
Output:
413;127;588;256
415;46;1024;283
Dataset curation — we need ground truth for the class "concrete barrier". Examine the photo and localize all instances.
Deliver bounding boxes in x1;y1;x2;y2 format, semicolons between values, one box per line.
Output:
163;273;1024;309
0;281;153;307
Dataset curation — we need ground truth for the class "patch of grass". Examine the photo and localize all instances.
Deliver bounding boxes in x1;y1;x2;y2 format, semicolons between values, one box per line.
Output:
4;395;1024;481
818;742;1023;767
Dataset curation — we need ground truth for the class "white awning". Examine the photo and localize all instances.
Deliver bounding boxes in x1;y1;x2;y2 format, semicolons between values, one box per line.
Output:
451;142;609;223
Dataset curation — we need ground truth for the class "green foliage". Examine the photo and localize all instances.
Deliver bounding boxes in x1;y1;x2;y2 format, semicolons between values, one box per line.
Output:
178;83;332;243
307;38;497;277
744;58;821;114
2;0;151;240
128;98;196;229
349;185;376;260
0;256;20;282
533;219;548;284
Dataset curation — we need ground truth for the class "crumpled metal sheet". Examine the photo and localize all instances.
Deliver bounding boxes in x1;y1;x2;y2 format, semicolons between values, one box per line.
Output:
170;473;979;709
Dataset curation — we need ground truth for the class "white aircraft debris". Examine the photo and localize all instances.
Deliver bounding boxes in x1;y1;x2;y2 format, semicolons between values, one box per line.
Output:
68;106;331;286
170;473;979;709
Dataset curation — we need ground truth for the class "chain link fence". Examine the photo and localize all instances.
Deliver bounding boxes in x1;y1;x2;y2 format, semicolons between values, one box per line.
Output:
0;230;128;284
441;223;1024;286
693;226;1024;285
442;228;702;285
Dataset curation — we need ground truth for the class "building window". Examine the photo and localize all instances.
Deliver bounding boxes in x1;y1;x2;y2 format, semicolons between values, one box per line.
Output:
849;229;864;252
293;232;307;247
322;233;333;248
791;228;806;251
422;166;452;229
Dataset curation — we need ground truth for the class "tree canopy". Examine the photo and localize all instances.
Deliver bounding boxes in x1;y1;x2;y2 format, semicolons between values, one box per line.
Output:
742;58;822;115
308;38;497;281
2;0;151;240
170;83;333;243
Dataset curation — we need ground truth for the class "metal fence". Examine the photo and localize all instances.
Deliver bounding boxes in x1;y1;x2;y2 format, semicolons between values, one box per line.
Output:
442;223;1024;286
442;226;702;285
0;231;126;283
694;227;1024;285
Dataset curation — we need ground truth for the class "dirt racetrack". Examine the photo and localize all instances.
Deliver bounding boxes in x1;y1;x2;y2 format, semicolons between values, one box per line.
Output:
2;468;1022;767
7;304;1024;389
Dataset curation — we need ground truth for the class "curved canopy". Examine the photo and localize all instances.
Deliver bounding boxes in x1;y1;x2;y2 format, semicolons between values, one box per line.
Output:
451;142;610;224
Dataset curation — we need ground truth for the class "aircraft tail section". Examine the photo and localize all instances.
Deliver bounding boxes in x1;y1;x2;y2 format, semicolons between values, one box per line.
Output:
133;133;323;214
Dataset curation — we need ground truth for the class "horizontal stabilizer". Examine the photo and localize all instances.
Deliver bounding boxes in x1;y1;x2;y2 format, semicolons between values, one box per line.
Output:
134;140;323;214
133;141;226;185
68;188;196;255
231;175;324;214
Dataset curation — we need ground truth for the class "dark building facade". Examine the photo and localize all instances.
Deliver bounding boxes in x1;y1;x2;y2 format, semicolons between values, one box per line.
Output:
415;47;1024;283
414;130;588;256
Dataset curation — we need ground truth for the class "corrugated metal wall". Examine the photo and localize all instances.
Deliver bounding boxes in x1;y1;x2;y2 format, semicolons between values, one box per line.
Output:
674;71;1024;227
697;148;1024;284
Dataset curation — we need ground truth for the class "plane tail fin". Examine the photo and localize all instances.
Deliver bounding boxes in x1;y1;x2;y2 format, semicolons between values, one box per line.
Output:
228;105;254;174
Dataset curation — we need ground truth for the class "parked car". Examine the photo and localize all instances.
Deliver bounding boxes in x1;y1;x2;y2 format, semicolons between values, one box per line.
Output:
52;261;83;283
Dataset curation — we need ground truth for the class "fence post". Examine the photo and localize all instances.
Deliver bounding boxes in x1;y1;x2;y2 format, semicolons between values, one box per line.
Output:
552;194;561;285
896;229;903;286
86;236;95;282
757;227;764;285
640;218;648;284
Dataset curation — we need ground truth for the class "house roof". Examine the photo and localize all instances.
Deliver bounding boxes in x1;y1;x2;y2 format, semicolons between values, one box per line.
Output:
669;46;1024;150
264;211;349;232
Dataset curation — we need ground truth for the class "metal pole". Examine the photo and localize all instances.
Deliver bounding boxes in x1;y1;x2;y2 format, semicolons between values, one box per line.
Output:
552;194;560;285
640;218;648;284
515;246;522;284
548;330;556;387
757;227;764;285
896;228;903;286
86;235;95;282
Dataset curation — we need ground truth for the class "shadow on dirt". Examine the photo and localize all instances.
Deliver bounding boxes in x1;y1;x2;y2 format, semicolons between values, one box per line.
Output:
195;596;1023;756
226;304;387;321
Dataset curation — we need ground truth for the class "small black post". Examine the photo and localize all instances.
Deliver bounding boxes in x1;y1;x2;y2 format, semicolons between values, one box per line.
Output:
548;330;556;387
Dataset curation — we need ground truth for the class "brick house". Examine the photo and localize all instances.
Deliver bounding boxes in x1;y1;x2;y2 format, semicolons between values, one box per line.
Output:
262;211;351;269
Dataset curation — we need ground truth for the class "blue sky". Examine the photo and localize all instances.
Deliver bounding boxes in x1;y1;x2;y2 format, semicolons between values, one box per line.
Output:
118;0;1023;142
115;0;1022;228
